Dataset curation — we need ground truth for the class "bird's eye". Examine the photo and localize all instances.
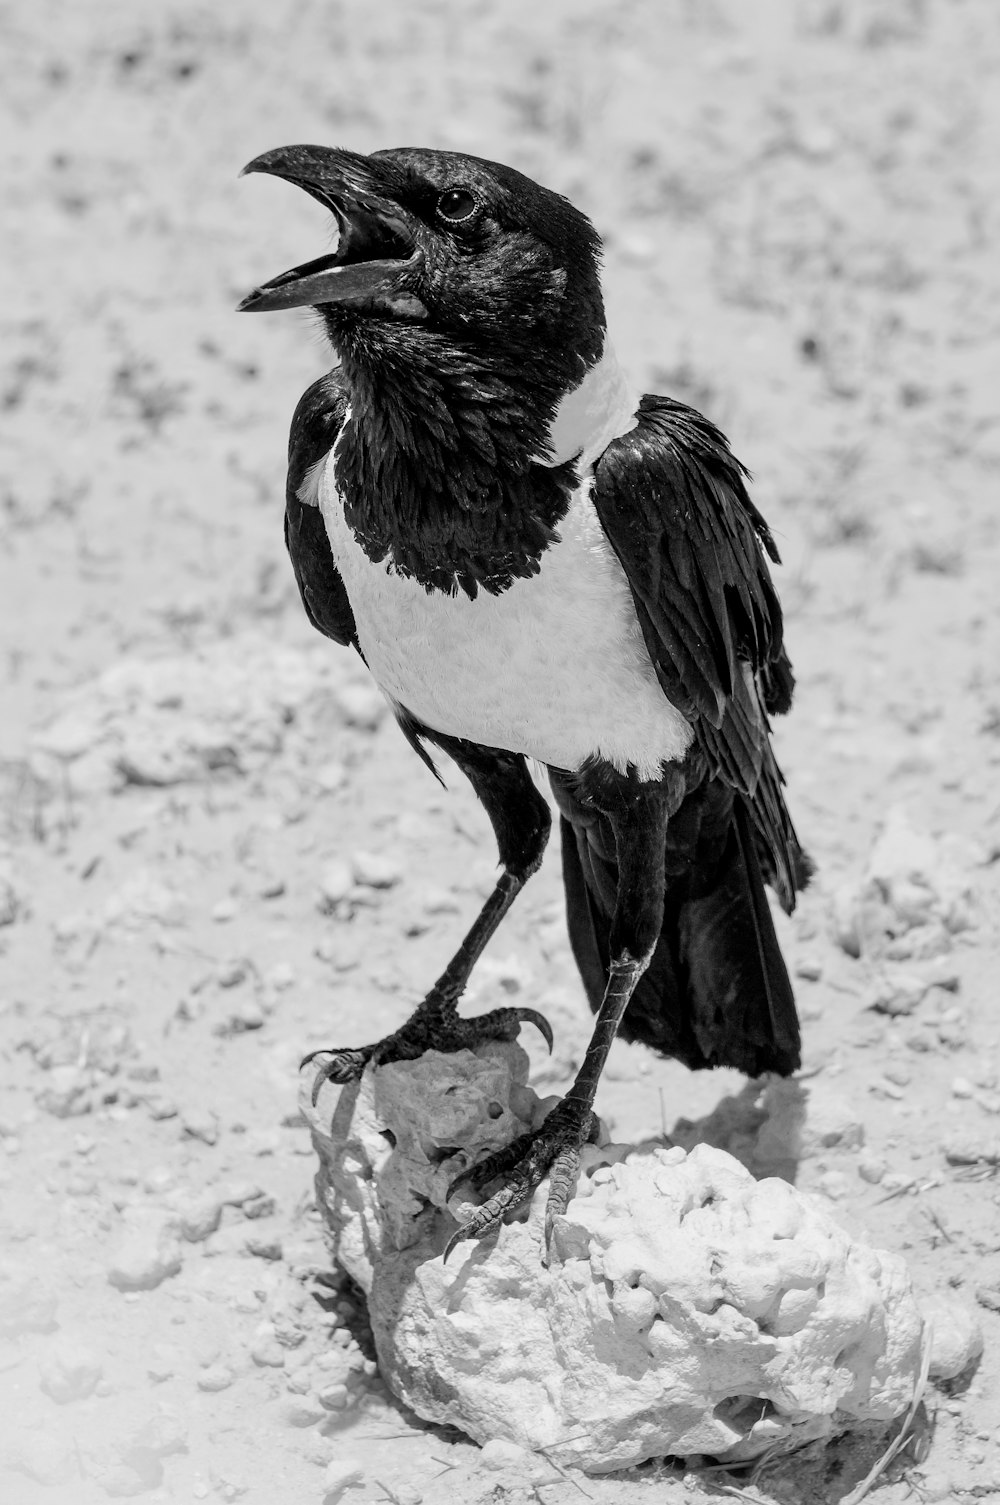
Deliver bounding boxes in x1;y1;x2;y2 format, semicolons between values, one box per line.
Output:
437;188;478;223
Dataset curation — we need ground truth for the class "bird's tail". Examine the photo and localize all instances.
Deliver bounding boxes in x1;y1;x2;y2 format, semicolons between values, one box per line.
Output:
558;791;803;1077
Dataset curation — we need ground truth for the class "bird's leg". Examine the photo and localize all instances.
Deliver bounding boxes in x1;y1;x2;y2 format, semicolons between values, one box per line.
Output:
446;782;671;1259
303;743;552;1102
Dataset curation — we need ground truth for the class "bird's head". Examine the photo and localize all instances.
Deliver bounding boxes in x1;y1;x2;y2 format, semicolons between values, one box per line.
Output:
238;144;606;393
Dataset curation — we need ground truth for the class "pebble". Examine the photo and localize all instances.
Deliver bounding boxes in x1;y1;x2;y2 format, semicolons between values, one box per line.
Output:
857;1154;887;1185
974;1287;1000;1313
794;958;823;981
181;1108;220;1145
107;1211;183;1292
6;1425;78;1485
316;1382;349;1410
250;1333;286;1368
334;682;385;729
265;961;296;991
211;898;239;922
478;1438;531;1471
869;972;930;1016
178;1192;224;1242
196;1363;237;1392
318;859;354;908
351;850;402;889
817;1170;851;1201
323;1458;365;1500
922;1294;984;1379
0;1259;59;1336
38;1334;104;1402
283;1396;327;1426
146;1343;182;1382
883;1064;912;1087
389;1487;423;1505
951;1076;975;1099
246;1233;283;1261
316;759;347;792
37;1063;92;1118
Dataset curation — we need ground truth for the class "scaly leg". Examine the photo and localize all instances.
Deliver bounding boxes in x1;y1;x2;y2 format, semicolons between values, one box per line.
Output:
446;779;672;1259
304;739;552;1102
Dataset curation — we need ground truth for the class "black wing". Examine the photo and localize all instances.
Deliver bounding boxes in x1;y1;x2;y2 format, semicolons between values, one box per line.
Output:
285;370;357;650
592;394;805;908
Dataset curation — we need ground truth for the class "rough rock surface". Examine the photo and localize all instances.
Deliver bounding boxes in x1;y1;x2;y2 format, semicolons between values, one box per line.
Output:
306;1043;925;1474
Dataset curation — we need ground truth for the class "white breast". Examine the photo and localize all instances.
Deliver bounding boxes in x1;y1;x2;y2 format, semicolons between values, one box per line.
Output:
310;452;692;780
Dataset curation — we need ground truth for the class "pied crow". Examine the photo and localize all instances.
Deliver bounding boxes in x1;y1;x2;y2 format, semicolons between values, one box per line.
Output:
238;145;810;1256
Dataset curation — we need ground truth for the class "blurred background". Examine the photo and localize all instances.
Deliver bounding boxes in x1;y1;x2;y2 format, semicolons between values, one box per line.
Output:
2;2;999;1501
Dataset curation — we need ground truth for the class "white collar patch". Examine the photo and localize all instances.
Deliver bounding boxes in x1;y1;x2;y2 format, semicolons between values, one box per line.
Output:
535;340;640;469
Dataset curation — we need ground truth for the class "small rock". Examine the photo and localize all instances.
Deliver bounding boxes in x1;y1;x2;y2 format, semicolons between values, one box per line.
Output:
334;683;385;729
316;760;347;792
37;1064;93;1118
216;958;250;989
265;962;296;991
869;973;929;1017
283;1397;326;1426
196;1363;236;1392
146;1343;181;1382
974;1287;1000;1313
181;1109;220;1146
921;1295;983;1380
38;1334;104;1402
323;1458;365;1500
241;1193;277;1221
351;851;402;889
794;958;823;982
177;1192;224;1242
951;1077;975;1099
146;1095;179;1120
817;1170;851;1201
6;1425;77;1485
479;1438;531;1471
388;1487;423;1505
857;1154;887;1185
107;1211;183;1291
211;898;239;923
883;1064;911;1087
318;860;353;908
316;1382;349;1410
246;1233;283;1261
0;1259;58;1336
250;1327;286;1368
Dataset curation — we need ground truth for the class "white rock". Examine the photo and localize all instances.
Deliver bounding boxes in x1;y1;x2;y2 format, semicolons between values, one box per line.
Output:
836;807;976;960
107;1210;183;1291
921;1294;983;1380
306;1044;924;1473
334;682;385;729
351;851;402;889
319;859;354;908
0;1258;58;1337
38;1333;104;1402
323;1457;365;1500
5;1426;78;1485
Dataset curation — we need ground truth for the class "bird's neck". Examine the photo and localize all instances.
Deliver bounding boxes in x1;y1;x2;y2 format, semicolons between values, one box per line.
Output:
328;326;637;599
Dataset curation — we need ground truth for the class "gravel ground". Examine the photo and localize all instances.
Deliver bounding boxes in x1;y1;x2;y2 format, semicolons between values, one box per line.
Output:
2;2;999;1502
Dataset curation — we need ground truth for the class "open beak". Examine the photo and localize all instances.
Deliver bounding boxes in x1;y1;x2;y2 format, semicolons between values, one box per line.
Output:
237;145;420;314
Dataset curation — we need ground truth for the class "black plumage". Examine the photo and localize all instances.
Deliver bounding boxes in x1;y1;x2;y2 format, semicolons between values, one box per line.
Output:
239;143;810;1255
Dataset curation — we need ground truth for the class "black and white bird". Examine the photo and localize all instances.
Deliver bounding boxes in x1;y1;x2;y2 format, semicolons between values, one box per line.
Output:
239;144;810;1254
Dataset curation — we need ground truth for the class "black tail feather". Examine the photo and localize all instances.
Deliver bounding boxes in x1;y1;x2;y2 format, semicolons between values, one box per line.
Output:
559;792;801;1077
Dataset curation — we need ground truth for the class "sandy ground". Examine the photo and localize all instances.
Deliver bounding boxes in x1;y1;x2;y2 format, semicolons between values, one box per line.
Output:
2;1;1000;1501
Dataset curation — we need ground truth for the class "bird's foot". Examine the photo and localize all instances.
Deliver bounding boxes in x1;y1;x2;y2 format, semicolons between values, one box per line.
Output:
444;1097;600;1262
301;1000;553;1105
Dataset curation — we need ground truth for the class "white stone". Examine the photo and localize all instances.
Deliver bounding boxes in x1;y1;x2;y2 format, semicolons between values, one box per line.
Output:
306;1044;925;1474
38;1333;104;1402
920;1294;984;1380
323;1458;365;1500
107;1210;183;1291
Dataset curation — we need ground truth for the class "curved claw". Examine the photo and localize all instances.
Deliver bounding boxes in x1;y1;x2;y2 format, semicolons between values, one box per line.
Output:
516;1007;554;1054
300;1047;372;1105
442;1225;470;1264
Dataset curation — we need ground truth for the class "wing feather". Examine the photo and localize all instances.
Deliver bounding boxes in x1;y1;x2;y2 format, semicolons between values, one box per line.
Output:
285;371;357;650
593;395;806;909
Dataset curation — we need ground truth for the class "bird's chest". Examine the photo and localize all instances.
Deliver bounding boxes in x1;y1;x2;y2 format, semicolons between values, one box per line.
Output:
314;458;691;777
